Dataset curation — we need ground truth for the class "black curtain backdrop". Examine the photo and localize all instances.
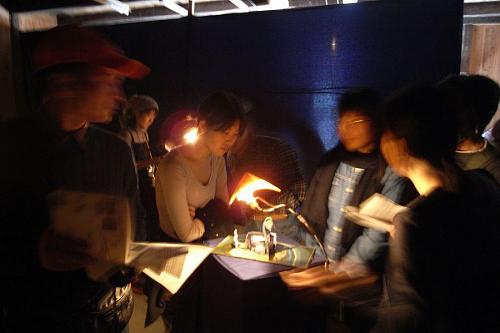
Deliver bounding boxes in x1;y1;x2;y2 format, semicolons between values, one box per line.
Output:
18;0;463;180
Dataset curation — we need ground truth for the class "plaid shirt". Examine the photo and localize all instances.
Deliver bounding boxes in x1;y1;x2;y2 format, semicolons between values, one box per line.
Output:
226;135;306;214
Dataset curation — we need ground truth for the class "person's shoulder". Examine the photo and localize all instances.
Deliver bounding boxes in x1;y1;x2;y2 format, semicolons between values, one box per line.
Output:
408;188;455;216
162;148;182;163
483;142;500;163
463;168;500;196
87;125;132;154
317;145;344;167
485;141;500;154
158;149;188;175
308;150;340;183
118;128;132;144
381;166;405;184
213;154;226;166
88;125;128;143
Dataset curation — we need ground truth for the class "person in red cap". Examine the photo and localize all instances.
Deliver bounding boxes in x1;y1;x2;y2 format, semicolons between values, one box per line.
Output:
0;26;150;333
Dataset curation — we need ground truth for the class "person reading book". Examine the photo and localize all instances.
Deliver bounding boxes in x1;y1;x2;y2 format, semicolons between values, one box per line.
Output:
149;91;245;332
299;89;412;277
294;88;414;332
372;85;500;332
0;26;150;332
282;85;500;332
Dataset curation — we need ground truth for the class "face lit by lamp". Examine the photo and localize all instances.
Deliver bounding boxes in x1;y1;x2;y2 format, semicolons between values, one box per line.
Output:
229;172;281;210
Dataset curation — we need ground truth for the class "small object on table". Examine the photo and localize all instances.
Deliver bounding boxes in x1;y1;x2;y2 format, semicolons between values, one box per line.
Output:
233;229;240;248
245;231;277;255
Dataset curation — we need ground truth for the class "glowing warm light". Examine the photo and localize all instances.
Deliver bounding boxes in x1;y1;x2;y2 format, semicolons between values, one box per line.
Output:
229;172;281;208
183;127;199;144
164;142;173;152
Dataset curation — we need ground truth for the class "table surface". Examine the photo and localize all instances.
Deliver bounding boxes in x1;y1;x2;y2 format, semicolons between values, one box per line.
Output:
205;234;325;280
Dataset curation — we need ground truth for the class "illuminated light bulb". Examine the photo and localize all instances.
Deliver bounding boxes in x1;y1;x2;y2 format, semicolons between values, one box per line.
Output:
183;127;199;144
229;172;281;208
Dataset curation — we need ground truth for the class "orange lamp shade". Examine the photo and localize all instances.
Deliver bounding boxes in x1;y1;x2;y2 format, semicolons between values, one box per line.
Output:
229;172;281;207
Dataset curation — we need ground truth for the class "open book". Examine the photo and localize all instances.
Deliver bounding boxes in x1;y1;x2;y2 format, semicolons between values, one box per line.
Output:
343;193;408;232
48;190;212;294
128;242;212;294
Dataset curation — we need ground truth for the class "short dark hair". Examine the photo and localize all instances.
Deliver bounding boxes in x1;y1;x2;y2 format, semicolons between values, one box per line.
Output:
438;74;500;138
198;91;245;133
383;84;457;169
338;88;381;118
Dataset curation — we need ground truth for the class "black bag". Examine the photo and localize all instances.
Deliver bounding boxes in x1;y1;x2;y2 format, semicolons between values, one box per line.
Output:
91;289;134;333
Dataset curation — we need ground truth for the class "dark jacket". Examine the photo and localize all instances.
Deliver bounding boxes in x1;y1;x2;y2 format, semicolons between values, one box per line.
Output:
373;170;500;333
302;146;385;252
0;115;138;333
300;145;415;271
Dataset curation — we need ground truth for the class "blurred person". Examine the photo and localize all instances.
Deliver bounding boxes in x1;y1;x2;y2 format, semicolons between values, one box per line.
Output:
226;109;306;240
438;74;500;182
121;95;160;238
292;88;414;332
373;85;500;332
148;91;245;332
282;85;500;332
301;89;412;276
0;26;150;333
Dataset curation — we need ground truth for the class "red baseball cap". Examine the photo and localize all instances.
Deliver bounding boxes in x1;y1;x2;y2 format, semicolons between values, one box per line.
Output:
33;25;150;80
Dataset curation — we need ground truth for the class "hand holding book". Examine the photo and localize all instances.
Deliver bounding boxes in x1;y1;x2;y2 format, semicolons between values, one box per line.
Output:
344;193;407;233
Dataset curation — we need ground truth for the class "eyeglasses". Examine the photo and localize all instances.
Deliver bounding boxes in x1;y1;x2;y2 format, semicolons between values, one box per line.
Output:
339;118;372;130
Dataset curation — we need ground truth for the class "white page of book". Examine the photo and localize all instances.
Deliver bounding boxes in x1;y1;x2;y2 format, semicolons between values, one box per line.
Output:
129;242;213;294
358;193;407;222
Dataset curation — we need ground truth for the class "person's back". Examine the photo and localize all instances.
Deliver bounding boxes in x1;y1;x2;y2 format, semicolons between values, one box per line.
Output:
438;74;500;183
374;84;500;333
381;169;500;332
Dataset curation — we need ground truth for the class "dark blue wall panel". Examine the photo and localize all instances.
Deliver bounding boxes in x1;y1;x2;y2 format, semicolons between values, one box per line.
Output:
20;0;463;179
